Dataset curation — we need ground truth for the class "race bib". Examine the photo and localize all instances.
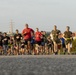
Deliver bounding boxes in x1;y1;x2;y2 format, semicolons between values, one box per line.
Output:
22;44;24;46
70;43;72;48
4;38;7;41
16;36;19;39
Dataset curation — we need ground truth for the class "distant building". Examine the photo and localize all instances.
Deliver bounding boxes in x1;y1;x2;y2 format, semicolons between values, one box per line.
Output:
8;20;13;36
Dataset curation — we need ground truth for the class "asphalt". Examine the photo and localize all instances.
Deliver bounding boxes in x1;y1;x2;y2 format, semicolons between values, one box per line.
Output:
0;55;76;75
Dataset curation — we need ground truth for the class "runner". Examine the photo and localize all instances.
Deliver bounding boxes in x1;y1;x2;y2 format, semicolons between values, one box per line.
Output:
20;41;25;55
64;26;73;54
59;33;66;55
35;28;42;55
0;32;3;55
7;36;14;55
22;24;34;54
2;32;10;55
31;32;35;54
14;29;22;55
51;25;61;55
46;36;54;54
41;31;47;54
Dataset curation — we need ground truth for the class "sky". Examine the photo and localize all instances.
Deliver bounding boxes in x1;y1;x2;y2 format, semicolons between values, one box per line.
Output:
0;0;76;33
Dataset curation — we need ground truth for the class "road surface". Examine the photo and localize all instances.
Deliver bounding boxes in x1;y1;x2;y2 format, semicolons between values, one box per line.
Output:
0;55;76;75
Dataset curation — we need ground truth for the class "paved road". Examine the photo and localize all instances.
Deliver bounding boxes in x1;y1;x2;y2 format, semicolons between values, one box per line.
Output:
0;55;76;75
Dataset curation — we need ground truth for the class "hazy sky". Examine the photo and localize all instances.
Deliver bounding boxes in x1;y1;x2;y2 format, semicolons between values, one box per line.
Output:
0;0;76;33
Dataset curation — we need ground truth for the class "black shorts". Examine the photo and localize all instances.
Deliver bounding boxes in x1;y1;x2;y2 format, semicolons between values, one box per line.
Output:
24;39;31;45
35;41;41;45
62;43;66;48
21;45;25;48
0;42;2;46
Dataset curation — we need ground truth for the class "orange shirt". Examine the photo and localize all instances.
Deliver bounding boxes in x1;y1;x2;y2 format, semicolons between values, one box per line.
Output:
22;28;34;40
35;31;42;41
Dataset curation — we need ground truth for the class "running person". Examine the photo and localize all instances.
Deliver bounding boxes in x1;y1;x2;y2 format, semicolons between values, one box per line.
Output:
41;31;47;54
47;36;54;54
59;33;66;54
0;32;3;47
22;24;34;54
51;25;61;54
7;36;14;55
2;32;10;55
64;26;72;54
14;29;22;55
35;28;42;54
0;32;3;54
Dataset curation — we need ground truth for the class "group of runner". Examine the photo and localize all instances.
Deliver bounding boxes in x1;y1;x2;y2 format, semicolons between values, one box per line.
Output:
0;24;73;55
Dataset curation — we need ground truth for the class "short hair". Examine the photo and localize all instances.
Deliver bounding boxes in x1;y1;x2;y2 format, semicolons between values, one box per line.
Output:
0;32;2;34
25;23;28;26
4;32;7;35
54;25;57;28
16;29;18;31
66;26;70;29
36;28;39;29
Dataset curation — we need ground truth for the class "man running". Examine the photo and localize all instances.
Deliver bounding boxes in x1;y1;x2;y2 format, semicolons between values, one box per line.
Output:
22;24;34;54
0;32;3;55
2;32;10;55
59;33;66;54
51;25;61;54
35;28;42;54
14;29;22;55
0;32;3;48
64;26;72;54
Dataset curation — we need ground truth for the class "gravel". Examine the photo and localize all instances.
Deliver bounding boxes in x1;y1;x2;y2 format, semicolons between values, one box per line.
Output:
0;55;76;75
